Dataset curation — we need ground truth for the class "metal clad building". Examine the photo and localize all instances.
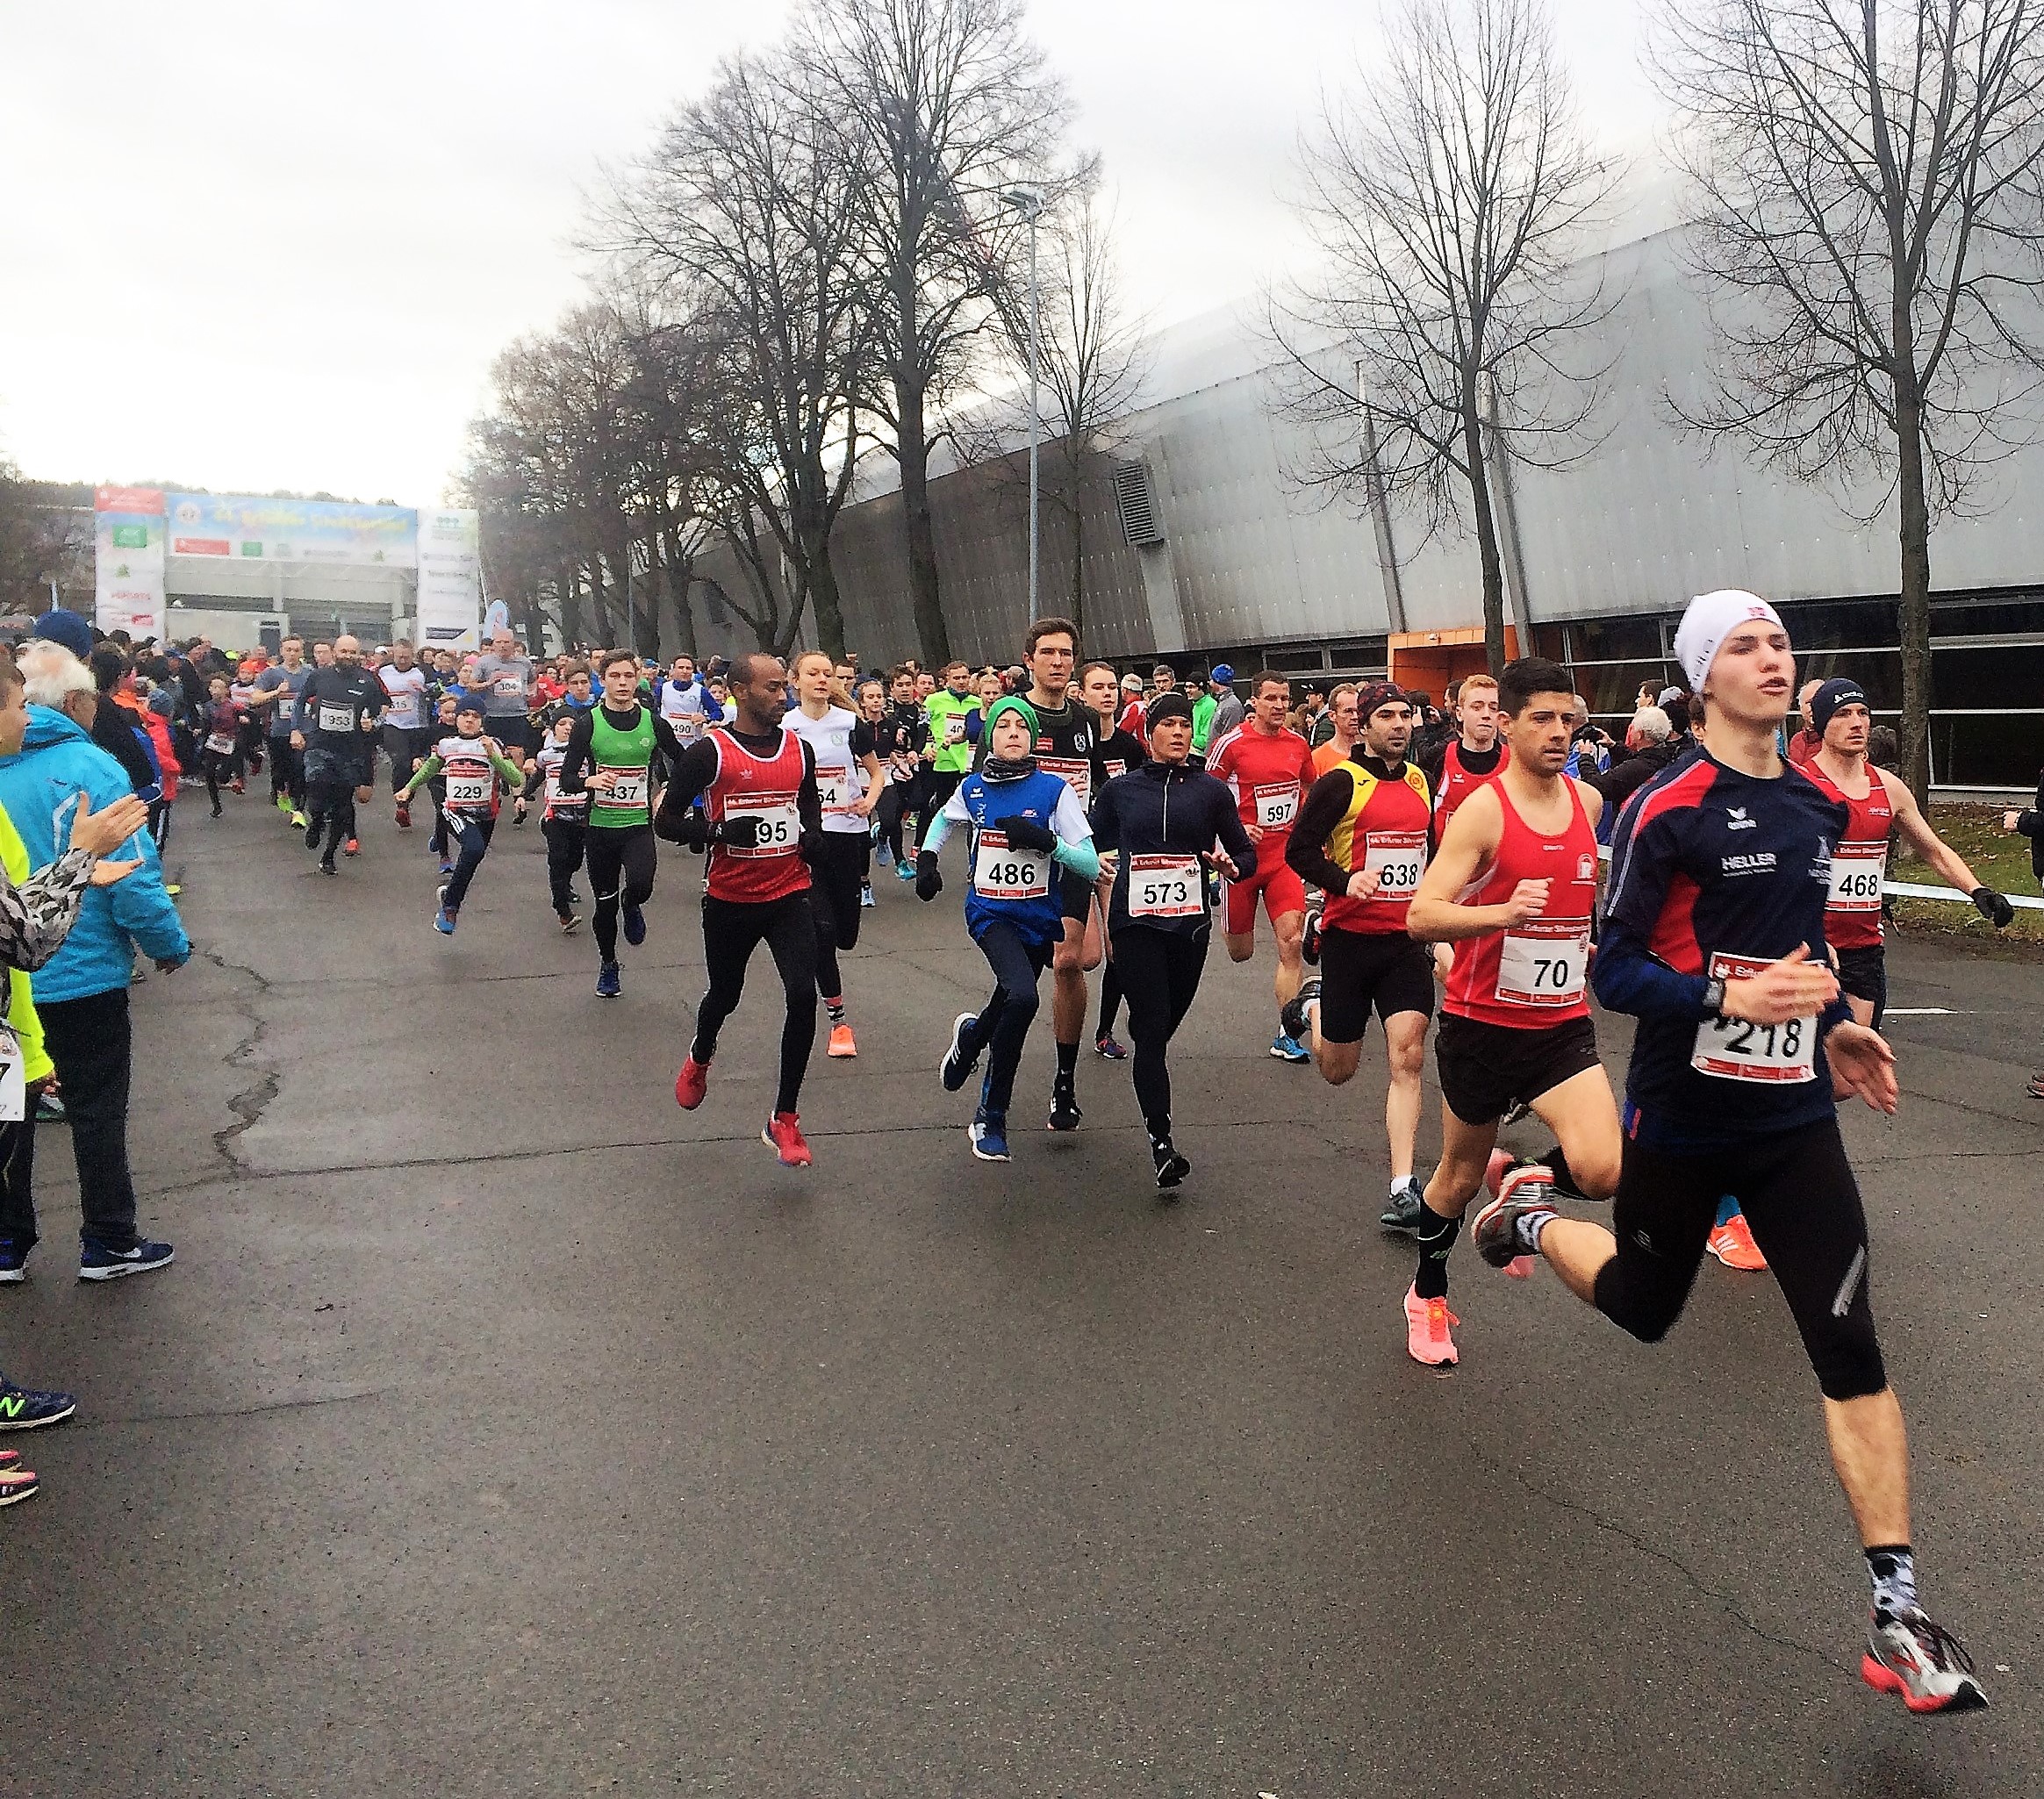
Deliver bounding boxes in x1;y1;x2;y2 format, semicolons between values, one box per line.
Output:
698;224;2041;786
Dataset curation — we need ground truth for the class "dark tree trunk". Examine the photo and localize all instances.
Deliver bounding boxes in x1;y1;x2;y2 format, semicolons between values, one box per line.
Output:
1462;391;1510;676
1895;383;1933;806
895;371;950;667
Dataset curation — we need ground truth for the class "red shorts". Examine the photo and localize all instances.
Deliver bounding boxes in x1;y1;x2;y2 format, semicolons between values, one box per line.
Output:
1224;849;1306;935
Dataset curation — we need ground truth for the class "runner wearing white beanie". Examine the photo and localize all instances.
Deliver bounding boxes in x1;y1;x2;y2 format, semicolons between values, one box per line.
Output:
1673;589;1784;697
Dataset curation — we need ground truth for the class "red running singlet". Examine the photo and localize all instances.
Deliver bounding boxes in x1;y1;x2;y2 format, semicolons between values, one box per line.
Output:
1445;779;1599;1027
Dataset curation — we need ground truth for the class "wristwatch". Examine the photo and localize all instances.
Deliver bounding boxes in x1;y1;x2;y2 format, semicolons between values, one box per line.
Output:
1702;976;1728;1016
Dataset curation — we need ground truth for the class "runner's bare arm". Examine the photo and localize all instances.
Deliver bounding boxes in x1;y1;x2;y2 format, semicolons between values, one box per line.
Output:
1407;785;1524;943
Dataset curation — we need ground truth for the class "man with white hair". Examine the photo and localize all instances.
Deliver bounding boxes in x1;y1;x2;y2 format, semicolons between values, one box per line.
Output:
1473;589;1987;1714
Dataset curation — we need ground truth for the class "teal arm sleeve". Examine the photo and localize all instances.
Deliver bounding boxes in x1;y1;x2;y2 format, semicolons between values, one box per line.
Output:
1051;835;1101;881
920;811;955;856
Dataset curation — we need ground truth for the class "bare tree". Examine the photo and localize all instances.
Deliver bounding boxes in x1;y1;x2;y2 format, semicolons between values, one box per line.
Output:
798;0;1072;666
961;175;1151;628
1272;0;1622;674
606;51;872;657
0;462;91;613
1653;0;2044;801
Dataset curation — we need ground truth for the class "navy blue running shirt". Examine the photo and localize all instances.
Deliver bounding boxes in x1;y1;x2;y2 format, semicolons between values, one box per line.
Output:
1593;748;1853;1150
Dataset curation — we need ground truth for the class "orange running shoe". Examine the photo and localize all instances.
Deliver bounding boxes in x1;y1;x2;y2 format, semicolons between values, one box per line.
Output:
674;1055;708;1111
1402;1282;1459;1366
764;1112;813;1167
827;1021;857;1058
1707;1212;1768;1271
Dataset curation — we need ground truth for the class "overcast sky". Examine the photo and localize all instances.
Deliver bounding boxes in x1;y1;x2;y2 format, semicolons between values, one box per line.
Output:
0;0;1661;506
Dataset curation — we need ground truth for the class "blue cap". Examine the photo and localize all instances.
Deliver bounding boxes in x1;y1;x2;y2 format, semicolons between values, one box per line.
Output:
30;608;94;659
1210;663;1234;685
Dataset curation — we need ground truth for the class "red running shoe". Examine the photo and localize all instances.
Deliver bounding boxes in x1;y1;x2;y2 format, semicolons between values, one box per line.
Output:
674;1056;708;1111
763;1112;812;1166
342;836;361;857
395;801;412;828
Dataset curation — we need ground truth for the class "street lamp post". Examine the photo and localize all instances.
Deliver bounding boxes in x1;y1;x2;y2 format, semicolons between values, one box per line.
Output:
1002;187;1044;626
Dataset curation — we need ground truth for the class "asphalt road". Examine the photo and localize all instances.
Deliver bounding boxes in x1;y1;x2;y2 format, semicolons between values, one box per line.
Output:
3;792;2040;1797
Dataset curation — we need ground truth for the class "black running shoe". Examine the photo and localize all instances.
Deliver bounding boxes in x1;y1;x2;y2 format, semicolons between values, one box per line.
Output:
941;1013;981;1093
1047;1077;1081;1132
1380;1177;1426;1233
1280;978;1321;1046
1152;1140;1191;1190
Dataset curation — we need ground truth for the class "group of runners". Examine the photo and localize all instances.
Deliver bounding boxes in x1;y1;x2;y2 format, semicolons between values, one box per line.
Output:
199;592;2026;1716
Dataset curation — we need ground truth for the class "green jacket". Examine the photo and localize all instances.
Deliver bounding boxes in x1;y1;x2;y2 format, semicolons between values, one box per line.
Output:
1192;692;1218;752
925;689;982;775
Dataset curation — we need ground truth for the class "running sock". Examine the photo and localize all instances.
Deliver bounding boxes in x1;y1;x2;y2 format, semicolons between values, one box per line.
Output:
1512;1203;1560;1258
1866;1545;1918;1621
1413;1207;1462;1300
1538;1147;1593;1204
825;997;846;1025
1055;1038;1079;1081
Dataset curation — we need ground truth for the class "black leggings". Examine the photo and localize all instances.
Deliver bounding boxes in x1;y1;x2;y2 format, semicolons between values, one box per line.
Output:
958;919;1054;1120
586;825;657;960
877;778;921;863
306;779;357;853
268;740;305;807
1595;1117;1886;1401
1111;927;1209;1137
542;817;588;916
807;832;868;1001
441;813;496;910
1097;959;1125;1040
202;749;236;810
692;892;818;1116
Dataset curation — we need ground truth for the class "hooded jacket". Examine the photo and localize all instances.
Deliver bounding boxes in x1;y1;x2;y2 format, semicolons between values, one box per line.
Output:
0;706;189;1002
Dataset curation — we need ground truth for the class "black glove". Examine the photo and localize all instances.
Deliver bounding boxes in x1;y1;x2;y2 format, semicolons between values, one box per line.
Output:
717;813;762;849
800;828;826;864
1972;885;2015;928
993;814;1058;854
915;849;943;902
657;805;709;849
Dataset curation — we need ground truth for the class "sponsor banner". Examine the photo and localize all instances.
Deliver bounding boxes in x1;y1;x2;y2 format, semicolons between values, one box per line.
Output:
94;487;167;639
165;493;418;566
416;508;482;650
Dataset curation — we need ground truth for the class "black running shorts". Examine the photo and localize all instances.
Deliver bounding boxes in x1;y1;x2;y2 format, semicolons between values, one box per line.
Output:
1834;943;1887;1027
1060;867;1093;924
1435;1010;1603;1126
1317;927;1434;1044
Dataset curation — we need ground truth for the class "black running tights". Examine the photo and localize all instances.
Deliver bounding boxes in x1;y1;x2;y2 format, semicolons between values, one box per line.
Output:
692;892;818;1116
807;832;868;1001
1595;1117;1887;1401
542;818;587;917
1111;926;1208;1137
586;825;657;961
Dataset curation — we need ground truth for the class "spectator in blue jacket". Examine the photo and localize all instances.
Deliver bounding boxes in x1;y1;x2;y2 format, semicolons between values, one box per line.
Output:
0;646;190;1279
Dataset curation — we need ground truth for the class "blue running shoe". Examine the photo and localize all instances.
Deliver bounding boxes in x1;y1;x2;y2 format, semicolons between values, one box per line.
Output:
0;1238;26;1284
970;1115;1010;1162
78;1237;174;1283
859;883;876;908
434;907;457;936
622;900;647;947
941;1012;981;1092
595;960;622;1000
0;1381;75;1430
895;858;916;883
875;842;893;869
1269;1030;1310;1063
